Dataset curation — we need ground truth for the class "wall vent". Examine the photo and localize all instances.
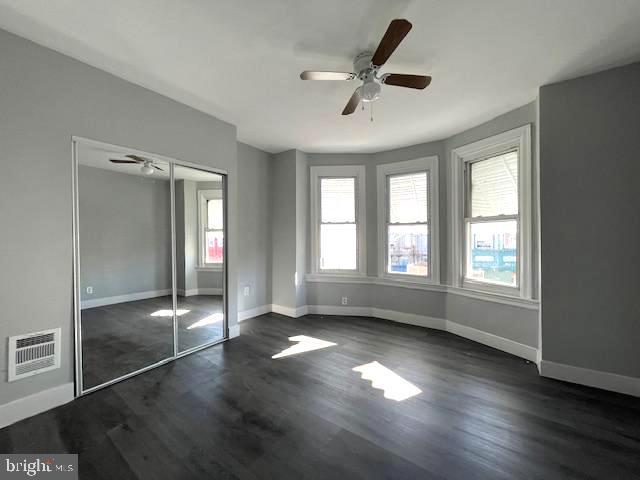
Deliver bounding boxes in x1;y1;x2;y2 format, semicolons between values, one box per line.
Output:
8;328;61;382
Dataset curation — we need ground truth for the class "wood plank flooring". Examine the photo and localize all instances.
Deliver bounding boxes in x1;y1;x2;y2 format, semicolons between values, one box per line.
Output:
2;313;639;479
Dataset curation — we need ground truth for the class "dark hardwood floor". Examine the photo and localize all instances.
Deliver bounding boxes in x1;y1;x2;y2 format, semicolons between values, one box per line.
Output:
81;295;224;389
2;313;639;479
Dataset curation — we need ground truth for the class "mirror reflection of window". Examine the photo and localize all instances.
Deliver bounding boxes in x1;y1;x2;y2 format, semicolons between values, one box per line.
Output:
175;165;225;353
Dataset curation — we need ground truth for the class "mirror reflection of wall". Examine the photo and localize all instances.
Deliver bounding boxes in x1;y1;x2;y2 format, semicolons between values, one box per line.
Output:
174;165;225;352
77;143;173;390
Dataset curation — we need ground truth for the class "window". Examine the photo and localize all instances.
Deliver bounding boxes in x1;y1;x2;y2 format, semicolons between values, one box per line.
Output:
377;157;439;283
451;125;532;297
198;189;224;268
310;165;366;275
465;151;518;287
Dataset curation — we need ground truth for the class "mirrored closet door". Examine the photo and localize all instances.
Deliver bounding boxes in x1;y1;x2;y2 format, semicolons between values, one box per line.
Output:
74;138;226;394
174;165;226;353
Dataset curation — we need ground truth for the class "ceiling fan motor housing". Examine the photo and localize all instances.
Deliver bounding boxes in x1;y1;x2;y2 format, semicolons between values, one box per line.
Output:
354;52;381;102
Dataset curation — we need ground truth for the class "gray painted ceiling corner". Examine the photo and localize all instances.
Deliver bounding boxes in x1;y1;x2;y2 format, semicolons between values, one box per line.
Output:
1;0;640;154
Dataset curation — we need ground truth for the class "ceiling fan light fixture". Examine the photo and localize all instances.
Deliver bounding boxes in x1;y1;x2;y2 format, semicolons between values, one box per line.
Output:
360;81;381;103
140;163;154;175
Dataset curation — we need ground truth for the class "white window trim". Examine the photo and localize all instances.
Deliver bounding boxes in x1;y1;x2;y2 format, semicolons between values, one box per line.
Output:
450;125;532;299
376;156;440;285
197;189;223;271
310;165;366;276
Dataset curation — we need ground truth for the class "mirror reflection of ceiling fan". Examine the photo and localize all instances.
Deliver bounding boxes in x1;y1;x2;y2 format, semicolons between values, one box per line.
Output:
109;154;164;175
300;19;431;118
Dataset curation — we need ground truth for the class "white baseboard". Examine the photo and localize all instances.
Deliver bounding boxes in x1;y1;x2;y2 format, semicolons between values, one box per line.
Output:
81;289;171;309
272;304;308;318
238;304;272;322
307;305;372;316
307;305;446;330
445;320;538;362
251;304;537;362
373;308;447;330
540;360;640;397
178;288;223;297
0;382;74;429
197;288;223;295
228;324;240;338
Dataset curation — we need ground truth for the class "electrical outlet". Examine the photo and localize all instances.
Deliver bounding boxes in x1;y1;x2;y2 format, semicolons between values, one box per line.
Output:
243;286;251;297
86;286;93;295
341;296;348;305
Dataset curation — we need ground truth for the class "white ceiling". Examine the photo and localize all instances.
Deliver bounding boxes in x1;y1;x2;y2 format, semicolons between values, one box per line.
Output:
2;0;640;154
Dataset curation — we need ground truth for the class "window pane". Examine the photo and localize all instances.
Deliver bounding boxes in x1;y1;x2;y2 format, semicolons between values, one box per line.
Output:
205;230;224;264
466;220;517;286
389;172;428;223
207;198;223;229
320;224;356;270
470;151;518;217
321;177;355;223
387;224;429;276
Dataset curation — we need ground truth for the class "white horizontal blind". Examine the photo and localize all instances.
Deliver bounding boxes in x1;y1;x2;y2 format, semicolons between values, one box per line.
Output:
207;199;223;229
389;172;428;223
321;178;355;223
470;150;518;217
320;177;357;270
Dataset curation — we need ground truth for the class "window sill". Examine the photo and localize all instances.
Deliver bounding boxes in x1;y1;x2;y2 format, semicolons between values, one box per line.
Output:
304;274;538;310
306;272;368;282
195;265;223;272
447;286;538;310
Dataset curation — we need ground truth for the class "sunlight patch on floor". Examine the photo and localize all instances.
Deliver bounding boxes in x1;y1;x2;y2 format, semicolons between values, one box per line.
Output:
187;313;223;329
353;361;422;401
272;335;337;359
150;309;190;317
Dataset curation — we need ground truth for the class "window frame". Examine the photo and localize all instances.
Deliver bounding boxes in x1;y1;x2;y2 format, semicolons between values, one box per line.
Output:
197;188;224;270
310;165;366;276
376;157;440;285
450;125;532;298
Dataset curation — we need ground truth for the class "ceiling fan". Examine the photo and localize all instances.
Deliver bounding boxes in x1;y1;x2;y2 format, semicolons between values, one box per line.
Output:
300;19;431;116
109;154;164;175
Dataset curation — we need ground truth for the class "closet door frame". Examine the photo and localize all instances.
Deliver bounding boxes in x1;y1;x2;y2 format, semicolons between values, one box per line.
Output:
71;136;228;396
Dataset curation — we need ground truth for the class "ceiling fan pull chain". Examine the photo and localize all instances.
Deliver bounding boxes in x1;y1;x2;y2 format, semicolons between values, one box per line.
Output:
370;102;374;122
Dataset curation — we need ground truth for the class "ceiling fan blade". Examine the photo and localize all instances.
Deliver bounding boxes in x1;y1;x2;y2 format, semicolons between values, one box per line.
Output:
151;164;164;171
125;154;149;163
110;159;139;164
300;71;356;81
383;74;432;89
342;88;361;115
371;19;412;67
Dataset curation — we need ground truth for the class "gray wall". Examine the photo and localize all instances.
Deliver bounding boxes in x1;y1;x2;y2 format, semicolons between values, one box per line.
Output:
270;150;298;308
0;28;238;406
539;61;640;377
295;151;308;309
237;142;272;312
175;180;198;292
78;166;172;301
